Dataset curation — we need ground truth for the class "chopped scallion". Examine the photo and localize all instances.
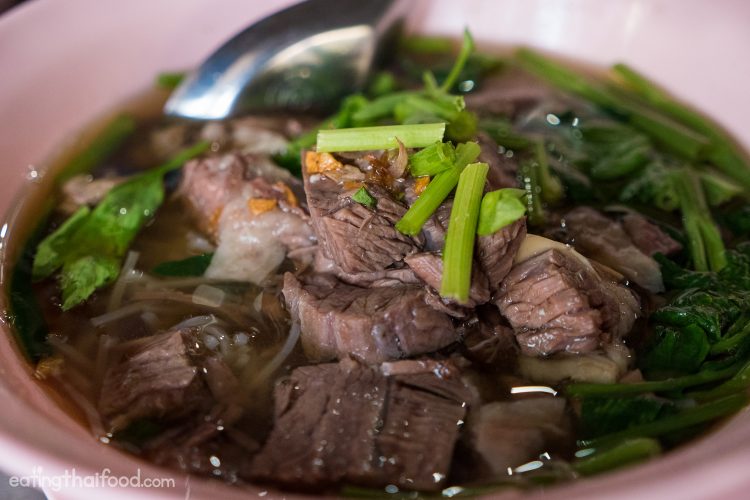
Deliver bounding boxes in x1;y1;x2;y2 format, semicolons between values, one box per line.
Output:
395;142;481;235
408;141;457;177
316;123;445;153
351;186;377;209
440;162;489;303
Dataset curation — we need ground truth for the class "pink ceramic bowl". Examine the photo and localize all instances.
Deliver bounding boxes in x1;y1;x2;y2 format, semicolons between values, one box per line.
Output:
0;1;749;498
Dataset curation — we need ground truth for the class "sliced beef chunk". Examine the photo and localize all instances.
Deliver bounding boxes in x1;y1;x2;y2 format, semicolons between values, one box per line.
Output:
420;199;453;252
496;248;640;356
250;358;473;491
304;159;421;274
470;397;572;474
405;252;490;308
477;132;519;190
99;330;207;431
461;307;518;369
563;207;664;292
622;213;682;257
313;250;420;288
476;217;527;292
283;273;457;363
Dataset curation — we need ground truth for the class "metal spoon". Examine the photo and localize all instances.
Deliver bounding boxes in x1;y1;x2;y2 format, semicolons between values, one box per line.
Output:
164;0;405;120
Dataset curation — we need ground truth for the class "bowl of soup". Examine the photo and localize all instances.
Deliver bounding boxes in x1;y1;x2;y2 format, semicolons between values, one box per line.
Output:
1;1;750;499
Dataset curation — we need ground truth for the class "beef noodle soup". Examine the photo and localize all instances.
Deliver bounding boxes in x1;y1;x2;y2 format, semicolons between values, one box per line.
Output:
4;33;750;496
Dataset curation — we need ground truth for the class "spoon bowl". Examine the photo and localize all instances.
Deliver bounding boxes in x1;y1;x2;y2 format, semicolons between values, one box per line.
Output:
164;0;405;120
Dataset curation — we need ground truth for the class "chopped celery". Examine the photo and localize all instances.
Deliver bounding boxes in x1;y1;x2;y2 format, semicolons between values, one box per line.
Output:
439;29;475;92
440;162;489;303
408;141;457;177
316;123;445;152
395;142;481;235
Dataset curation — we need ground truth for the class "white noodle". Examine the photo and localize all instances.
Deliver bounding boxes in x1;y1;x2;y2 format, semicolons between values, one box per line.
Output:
170;314;217;331
107;251;140;312
47;336;95;375
90;301;153;327
253;321;300;384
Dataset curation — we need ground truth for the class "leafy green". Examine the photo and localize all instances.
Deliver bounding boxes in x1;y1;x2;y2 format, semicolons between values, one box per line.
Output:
155;71;185;90
579;397;672;439
152;253;214;277
574;438;662;476
477;188;527;235
641;324;711;375
33;141;210;309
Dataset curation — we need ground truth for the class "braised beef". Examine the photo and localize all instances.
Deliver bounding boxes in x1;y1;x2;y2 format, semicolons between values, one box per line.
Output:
462;307;518;369
282;273;457;363
477;132;520;190
404;251;490;308
563;207;664;292
496;248;640;356
622;213;682;257
250;358;473;491
304;163;421;274
476;217;527;292
470;397;571;474
99;330;207;431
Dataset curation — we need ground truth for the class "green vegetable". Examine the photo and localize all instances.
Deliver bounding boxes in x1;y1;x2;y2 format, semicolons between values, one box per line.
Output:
532;141;563;203
367;71;397;97
152;253;214;277
351;186;377;209
395;142;481;235
59;115;136;181
479;118;532;150
155;71;185;90
589;141;650;180
408;141;457;177
700;170;744;206
477;188;527;236
641;324;711;376
398;34;454;54
673;168;727;272
579;394;748;448
579;397;673;439
439;29;475;92
619;161;680;211
612;63;750;190
516;48;710;161
574;438;662;476
440;162;489;303
8;221;53;361
566;364;741;398
316;123;445;152
33;141;210;309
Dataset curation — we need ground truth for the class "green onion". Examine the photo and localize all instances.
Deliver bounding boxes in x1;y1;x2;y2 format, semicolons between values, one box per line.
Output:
59;114;136;181
440;162;489;303
351;186;377;208
440;29;475;92
409;141;457;177
477;188;527;236
395;142;481;235
532;141;563;203
574;438;662;476
316;123;445;153
398;34;454;54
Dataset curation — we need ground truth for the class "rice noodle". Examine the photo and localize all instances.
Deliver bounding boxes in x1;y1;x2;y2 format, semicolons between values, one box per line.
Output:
170;314;217;331
47;335;95;376
52;374;106;438
253;321;300;385
90;301;154;327
93;334;115;392
107;251;140;312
